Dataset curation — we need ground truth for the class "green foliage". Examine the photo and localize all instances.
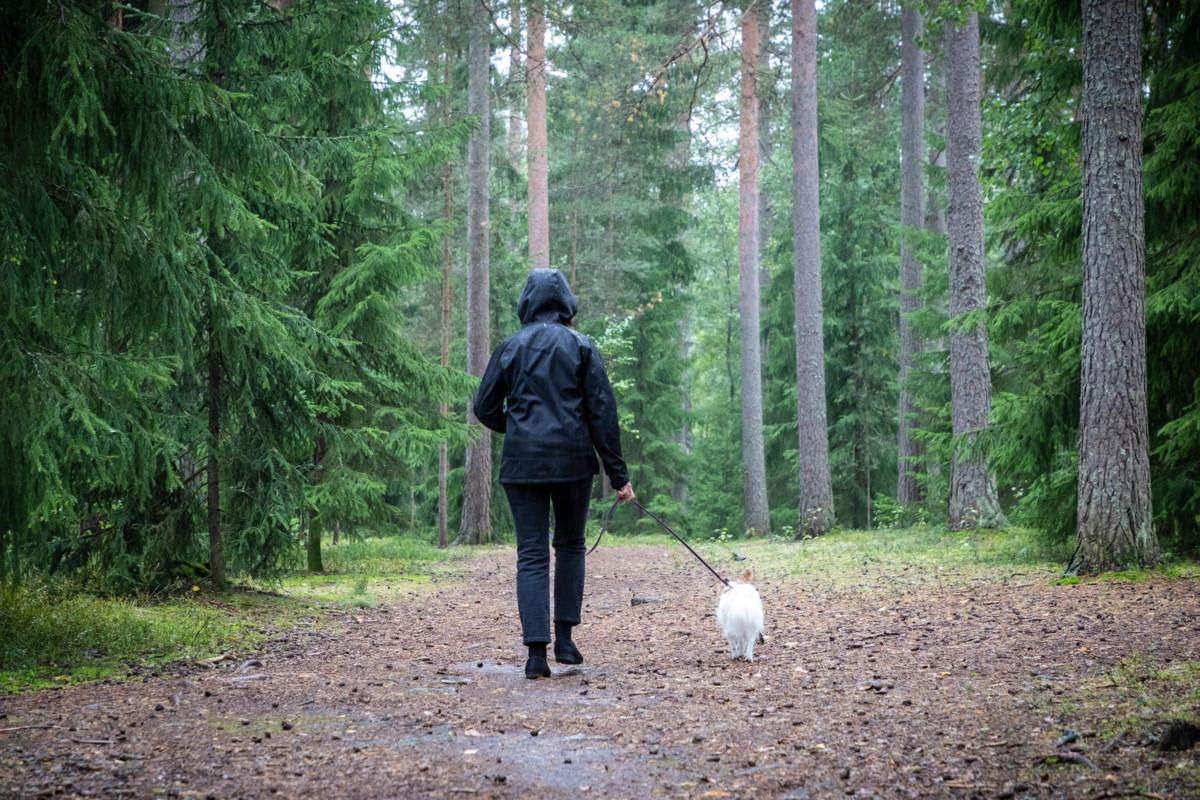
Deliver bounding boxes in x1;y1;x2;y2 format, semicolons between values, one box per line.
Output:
0;1;463;591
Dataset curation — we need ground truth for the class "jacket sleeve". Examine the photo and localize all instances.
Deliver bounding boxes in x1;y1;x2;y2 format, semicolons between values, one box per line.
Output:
472;344;508;433
581;340;630;489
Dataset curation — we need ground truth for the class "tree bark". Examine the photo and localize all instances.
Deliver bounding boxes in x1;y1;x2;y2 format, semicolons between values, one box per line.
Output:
944;11;1005;530
438;78;454;549
791;0;834;536
206;290;225;587
307;433;326;573
460;3;493;545
896;2;925;506
306;514;324;572
1075;0;1156;572
527;2;550;269
507;0;523;175
739;2;770;536
757;0;773;301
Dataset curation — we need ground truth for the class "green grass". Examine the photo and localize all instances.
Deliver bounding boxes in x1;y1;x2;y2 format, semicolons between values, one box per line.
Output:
1;533;470;694
276;534;481;606
0;585;290;693
600;525;1076;591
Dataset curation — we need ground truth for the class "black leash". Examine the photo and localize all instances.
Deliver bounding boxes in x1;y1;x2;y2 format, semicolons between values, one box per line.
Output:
588;497;730;588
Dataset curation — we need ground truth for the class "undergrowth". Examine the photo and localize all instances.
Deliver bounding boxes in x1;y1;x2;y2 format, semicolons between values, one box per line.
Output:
1;532;467;694
0;586;279;693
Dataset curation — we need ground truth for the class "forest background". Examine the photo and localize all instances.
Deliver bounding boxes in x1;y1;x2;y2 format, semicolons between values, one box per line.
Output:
1;0;1197;596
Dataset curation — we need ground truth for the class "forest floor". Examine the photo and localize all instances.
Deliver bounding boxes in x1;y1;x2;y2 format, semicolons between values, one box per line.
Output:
2;532;1199;799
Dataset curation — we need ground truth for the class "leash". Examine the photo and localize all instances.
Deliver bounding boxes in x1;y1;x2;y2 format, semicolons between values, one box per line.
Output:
588;497;730;587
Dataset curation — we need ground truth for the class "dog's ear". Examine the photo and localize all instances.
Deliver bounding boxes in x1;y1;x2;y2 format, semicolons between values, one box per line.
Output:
740;569;753;582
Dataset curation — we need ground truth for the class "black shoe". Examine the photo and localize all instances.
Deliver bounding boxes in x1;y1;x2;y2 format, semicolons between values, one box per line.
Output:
525;655;552;679
553;640;583;665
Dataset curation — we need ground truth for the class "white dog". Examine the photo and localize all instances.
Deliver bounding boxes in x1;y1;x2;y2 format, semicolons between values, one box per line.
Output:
716;573;764;661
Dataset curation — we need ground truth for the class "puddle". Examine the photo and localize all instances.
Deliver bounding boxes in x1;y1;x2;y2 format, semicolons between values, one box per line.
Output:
384;729;679;793
450;661;609;680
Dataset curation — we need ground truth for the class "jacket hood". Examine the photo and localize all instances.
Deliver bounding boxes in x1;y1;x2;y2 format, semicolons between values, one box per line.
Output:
517;268;578;325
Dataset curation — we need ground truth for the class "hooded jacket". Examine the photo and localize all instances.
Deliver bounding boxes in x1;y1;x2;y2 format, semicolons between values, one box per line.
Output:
473;269;630;488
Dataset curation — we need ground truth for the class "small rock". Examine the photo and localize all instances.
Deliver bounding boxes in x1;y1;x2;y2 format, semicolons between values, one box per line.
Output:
839;767;851;780
1154;720;1200;751
281;721;293;731
631;595;662;606
1055;729;1079;747
155;704;165;712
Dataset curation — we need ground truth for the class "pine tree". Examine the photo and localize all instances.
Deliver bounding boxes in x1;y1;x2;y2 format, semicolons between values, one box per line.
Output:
943;8;1004;530
739;1;770;536
460;0;494;544
791;0;835;535
897;2;925;507
1075;0;1155;572
527;1;550;269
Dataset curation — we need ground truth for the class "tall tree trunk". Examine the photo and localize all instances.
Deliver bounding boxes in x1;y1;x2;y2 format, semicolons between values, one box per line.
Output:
438;93;454;549
791;0;834;536
206;290;225;587
507;0;523;175
944;11;1005;530
460;3;493;544
1075;0;1155;572
569;210;578;289
739;2;770;536
757;0;773;301
896;2;925;507
307;433;326;573
307;514;324;572
925;58;947;239
527;2;550;269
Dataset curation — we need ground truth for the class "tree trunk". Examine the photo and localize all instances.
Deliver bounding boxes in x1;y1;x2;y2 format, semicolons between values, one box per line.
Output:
438;59;453;550
791;0;834;536
757;0;773;301
569;210;578;289
307;514;323;572
1075;0;1156;572
944;11;1005;530
460;3;493;545
307;433;326;573
896;2;925;507
676;315;693;506
738;2;770;536
527;2;550;269
206;282;225;587
507;0;523;175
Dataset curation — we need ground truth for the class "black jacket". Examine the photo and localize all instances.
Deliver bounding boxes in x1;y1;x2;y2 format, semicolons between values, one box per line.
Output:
473;269;630;488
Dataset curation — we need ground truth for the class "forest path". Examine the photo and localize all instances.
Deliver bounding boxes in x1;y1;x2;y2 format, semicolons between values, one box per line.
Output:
2;545;1198;799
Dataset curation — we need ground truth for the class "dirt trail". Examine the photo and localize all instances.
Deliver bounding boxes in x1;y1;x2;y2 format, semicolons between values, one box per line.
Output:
1;546;1198;799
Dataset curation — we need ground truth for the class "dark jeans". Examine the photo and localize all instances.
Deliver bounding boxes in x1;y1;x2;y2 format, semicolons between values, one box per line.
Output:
503;478;592;645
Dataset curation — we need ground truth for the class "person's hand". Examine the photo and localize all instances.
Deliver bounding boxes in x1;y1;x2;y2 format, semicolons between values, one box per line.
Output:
615;483;635;504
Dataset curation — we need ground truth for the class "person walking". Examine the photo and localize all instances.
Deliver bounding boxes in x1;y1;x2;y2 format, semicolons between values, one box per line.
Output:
473;269;635;679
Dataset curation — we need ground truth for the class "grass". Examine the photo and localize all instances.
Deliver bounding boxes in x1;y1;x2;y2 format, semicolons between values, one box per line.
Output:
600;525;1076;591
0;585;293;693
1;533;470;694
1095;654;1200;739
276;534;480;606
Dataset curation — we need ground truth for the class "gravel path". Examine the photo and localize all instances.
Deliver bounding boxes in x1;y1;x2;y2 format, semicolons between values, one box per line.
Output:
2;545;1198;798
